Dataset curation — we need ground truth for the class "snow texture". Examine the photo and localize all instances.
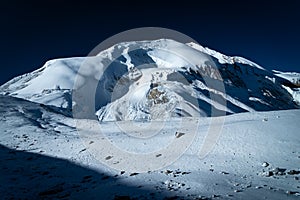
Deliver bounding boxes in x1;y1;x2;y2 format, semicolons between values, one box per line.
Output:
0;95;299;199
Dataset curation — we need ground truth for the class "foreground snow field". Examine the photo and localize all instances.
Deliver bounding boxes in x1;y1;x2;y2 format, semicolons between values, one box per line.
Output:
0;95;299;199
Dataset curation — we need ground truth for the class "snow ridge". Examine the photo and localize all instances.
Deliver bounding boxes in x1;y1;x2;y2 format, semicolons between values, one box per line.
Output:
0;39;299;121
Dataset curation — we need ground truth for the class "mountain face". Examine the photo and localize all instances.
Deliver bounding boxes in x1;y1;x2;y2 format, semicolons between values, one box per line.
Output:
0;39;299;121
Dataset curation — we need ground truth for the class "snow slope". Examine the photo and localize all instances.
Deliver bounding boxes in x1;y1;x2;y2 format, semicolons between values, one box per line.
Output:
0;95;299;199
0;39;299;121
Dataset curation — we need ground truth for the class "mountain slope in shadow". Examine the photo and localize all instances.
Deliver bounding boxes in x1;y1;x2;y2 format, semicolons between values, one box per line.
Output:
0;144;165;199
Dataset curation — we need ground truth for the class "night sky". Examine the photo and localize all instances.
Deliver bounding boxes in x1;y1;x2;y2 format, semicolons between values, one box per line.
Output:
1;0;299;85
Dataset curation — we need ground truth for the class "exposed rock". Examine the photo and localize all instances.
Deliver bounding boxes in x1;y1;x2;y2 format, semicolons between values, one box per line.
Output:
175;132;185;138
262;162;269;167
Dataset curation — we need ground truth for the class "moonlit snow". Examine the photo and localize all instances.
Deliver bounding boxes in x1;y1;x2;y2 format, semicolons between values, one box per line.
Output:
0;39;299;199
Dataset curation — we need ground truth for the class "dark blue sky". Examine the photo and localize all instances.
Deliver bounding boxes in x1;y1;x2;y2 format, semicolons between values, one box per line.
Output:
1;0;299;85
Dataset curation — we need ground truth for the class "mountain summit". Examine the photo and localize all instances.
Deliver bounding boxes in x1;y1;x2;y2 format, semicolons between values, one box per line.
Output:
1;39;299;121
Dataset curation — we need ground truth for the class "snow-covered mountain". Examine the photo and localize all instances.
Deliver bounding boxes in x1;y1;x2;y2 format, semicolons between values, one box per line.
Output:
1;39;299;121
1;39;300;199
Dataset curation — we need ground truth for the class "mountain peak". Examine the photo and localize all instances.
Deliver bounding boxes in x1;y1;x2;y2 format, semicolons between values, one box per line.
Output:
0;39;299;121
